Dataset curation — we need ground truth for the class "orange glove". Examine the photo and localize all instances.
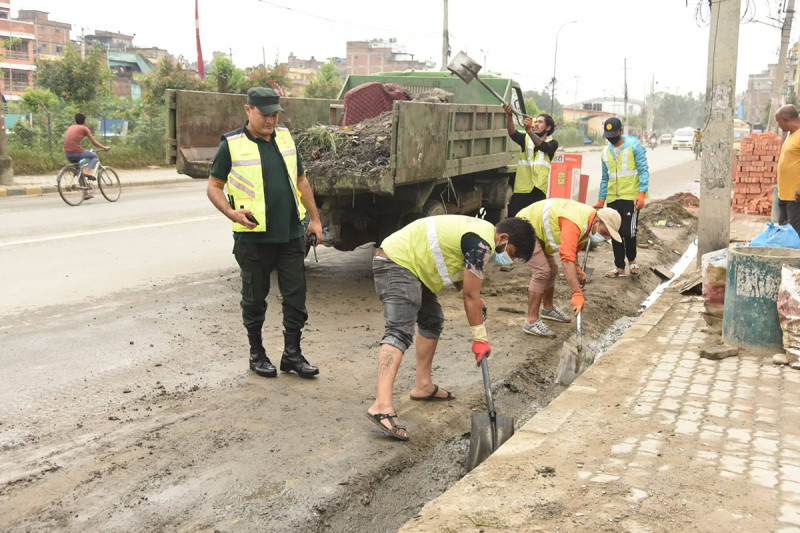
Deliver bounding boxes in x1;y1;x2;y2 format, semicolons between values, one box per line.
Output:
592;199;605;209
571;289;585;315
634;192;646;210
472;340;491;366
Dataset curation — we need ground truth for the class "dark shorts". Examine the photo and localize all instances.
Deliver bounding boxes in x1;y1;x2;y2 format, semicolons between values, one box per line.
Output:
373;256;445;352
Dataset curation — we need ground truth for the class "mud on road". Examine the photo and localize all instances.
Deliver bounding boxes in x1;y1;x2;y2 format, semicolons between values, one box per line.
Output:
0;201;697;532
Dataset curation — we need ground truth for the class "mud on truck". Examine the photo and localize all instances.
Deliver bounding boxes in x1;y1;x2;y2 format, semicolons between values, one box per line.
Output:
166;72;528;250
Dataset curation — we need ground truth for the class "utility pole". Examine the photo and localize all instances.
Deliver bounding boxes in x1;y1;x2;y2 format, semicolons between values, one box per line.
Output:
441;0;449;70
623;58;628;133
767;0;795;132
698;0;741;264
648;74;655;136
81;27;85;60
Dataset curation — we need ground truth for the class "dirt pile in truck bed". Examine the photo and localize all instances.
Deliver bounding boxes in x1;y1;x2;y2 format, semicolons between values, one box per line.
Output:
296;89;453;182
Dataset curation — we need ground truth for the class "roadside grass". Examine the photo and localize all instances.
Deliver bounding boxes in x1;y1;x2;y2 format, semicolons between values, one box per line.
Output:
8;145;163;175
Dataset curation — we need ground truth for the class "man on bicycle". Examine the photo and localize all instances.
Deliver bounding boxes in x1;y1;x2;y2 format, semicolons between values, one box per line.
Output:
64;113;109;198
693;128;703;157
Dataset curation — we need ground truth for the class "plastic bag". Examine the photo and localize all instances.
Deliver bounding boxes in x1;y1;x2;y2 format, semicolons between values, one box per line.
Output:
749;221;800;249
702;248;728;318
777;265;800;359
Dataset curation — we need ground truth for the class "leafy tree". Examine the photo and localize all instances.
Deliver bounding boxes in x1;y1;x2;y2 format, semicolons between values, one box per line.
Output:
20;87;58;113
138;57;205;111
304;60;342;99
34;44;112;104
207;56;245;94
524;89;560;115
653;92;704;132
242;61;290;94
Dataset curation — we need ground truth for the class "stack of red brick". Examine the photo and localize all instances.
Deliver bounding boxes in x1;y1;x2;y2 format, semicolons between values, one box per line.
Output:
733;132;781;215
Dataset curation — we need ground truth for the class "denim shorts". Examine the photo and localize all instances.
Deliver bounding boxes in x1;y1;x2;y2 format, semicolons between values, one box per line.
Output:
373;255;444;352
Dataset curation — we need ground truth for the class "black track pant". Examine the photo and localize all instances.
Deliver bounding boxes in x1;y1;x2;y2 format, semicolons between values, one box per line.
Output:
608;199;638;270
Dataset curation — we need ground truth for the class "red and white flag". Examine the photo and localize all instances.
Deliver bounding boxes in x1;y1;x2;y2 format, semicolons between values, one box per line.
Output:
195;0;204;79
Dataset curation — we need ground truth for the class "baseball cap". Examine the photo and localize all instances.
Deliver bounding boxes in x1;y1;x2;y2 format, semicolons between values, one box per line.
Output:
247;87;283;115
603;117;622;138
595;208;622;242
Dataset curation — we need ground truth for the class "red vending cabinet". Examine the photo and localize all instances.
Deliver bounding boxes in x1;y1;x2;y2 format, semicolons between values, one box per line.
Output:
548;153;583;202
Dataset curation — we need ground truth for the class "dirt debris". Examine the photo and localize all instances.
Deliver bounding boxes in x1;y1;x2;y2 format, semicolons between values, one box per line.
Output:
295;88;453;182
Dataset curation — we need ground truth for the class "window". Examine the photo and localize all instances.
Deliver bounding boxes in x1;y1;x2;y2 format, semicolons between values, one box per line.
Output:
56;46;62;53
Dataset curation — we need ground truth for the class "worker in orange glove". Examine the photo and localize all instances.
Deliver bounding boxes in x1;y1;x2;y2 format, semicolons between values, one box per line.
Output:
593;117;650;278
366;215;537;441
516;198;622;337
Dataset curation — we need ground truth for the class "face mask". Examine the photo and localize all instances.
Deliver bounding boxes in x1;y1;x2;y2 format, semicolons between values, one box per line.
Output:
491;250;514;266
607;136;621;145
590;230;607;244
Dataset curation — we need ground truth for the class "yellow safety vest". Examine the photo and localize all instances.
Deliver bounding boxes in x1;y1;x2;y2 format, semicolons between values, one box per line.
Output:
514;134;553;194
225;126;306;233
517;198;595;255
601;142;645;203
381;215;497;294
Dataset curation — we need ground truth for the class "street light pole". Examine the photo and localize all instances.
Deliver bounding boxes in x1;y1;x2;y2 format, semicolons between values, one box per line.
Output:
550;20;577;114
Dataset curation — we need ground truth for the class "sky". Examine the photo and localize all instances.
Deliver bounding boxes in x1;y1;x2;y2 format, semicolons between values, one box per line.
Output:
13;0;800;104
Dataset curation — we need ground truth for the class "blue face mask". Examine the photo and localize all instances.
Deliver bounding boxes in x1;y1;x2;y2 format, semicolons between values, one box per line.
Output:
590;230;607;244
491;250;513;266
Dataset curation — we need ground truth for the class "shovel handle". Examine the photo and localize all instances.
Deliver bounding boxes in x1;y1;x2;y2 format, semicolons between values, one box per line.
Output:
479;356;496;418
474;76;528;120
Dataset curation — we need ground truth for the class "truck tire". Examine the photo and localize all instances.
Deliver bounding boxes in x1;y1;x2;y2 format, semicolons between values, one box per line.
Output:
422;198;447;217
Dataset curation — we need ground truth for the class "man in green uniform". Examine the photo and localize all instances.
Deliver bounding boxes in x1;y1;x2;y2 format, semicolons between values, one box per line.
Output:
366;215;537;440
207;87;322;379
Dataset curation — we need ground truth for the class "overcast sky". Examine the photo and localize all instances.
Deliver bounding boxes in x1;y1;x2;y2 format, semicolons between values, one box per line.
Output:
14;0;800;104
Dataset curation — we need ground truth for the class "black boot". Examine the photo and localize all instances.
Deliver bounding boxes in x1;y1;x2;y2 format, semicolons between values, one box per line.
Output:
280;330;319;378
247;329;277;378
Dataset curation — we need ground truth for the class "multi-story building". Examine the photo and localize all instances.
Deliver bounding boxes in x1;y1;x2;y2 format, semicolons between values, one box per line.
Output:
85;30;133;51
286;53;346;95
346;39;430;76
743;65;776;125
16;9;70;59
128;46;171;66
0;2;35;99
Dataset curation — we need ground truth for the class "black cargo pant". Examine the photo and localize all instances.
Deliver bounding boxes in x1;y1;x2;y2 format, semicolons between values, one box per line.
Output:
608;199;639;270
233;237;308;333
778;200;800;238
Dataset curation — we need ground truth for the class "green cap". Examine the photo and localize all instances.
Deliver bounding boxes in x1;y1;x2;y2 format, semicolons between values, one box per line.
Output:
247;87;283;114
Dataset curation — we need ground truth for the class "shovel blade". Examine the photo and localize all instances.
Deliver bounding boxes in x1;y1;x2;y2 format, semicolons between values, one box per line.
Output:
556;339;596;386
467;412;515;471
447;51;482;85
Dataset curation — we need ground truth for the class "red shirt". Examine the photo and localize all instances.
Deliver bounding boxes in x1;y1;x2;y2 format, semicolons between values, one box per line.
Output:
64;124;91;153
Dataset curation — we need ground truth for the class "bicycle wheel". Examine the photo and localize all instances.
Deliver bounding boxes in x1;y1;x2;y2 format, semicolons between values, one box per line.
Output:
98;166;121;202
57;166;85;206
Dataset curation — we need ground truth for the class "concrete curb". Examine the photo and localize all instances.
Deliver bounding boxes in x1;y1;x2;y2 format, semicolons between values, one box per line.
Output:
0;178;196;198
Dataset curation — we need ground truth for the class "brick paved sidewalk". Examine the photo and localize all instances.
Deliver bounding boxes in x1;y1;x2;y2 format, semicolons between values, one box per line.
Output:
400;288;800;532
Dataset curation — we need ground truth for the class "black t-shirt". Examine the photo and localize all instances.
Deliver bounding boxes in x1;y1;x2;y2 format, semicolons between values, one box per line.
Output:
210;124;305;244
510;130;558;160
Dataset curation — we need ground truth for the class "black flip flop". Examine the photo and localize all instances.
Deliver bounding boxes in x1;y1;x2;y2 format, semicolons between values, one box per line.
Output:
409;384;455;402
365;412;409;441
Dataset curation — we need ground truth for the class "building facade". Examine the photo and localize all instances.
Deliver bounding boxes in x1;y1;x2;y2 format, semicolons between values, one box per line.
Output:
743;65;776;125
17;9;70;59
0;2;35;99
346;39;430;76
86;30;133;51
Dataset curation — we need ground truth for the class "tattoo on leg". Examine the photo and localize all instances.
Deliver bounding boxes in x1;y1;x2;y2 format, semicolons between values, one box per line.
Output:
379;345;395;375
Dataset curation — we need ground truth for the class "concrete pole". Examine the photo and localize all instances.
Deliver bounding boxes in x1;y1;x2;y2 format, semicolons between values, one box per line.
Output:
623;58;628;133
697;0;741;264
441;0;448;71
766;0;795;132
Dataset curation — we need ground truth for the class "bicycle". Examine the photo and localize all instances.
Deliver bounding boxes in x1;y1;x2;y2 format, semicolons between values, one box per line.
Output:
57;149;121;206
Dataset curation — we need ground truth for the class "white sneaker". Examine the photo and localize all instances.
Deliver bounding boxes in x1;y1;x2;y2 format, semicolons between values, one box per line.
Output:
540;306;571;323
522;319;557;338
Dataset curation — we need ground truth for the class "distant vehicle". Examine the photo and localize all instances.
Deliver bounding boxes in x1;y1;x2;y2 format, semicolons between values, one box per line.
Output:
660;133;672;144
671;127;694;150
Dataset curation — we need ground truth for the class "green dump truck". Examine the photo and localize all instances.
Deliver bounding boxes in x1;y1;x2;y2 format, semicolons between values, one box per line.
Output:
166;72;527;250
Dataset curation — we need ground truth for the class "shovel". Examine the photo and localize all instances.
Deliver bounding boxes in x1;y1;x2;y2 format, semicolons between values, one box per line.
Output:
448;51;528;121
467;356;515;471
555;310;596;385
580;239;593;287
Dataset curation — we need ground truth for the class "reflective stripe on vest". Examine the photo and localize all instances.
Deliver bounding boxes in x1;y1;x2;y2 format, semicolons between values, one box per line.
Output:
225;127;305;233
601;143;639;202
514;134;553;194
425;217;453;287
517;198;594;255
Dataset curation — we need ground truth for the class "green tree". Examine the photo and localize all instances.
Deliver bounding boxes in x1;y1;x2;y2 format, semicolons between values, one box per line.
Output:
242;61;290;93
654;92;705;132
34;44;112;104
304;60;342;99
525;89;560;115
139;57;205;111
20;87;58;113
207;56;245;94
